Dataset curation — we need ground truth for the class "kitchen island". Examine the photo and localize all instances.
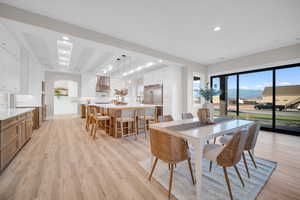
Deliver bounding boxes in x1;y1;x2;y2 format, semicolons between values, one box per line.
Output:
85;104;163;137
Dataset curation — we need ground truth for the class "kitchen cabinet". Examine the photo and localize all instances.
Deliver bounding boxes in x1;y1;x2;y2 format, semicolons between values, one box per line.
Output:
0;24;20;93
0;110;33;172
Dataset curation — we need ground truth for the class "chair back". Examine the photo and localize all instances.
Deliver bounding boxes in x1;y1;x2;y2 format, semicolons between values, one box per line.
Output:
150;129;189;164
217;129;248;166
158;115;174;122
245;123;261;150
121;109;136;118
181;113;193;120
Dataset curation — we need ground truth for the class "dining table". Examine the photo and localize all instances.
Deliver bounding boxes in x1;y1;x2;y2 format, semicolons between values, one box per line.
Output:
149;117;254;200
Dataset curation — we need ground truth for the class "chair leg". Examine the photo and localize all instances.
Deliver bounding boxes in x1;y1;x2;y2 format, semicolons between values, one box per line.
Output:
223;167;233;200
168;164;174;200
242;152;250;178
90;122;94;136
234;165;245;187
93;122;97;140
248;150;257;168
209;161;213;172
120;122;124;137
148;157;158;181
187;158;195;185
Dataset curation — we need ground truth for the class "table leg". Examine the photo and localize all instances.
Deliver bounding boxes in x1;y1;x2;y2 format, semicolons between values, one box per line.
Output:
191;140;204;200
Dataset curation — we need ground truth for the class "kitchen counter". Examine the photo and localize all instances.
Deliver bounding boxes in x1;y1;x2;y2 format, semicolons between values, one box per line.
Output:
84;103;163;137
0;108;35;120
87;103;161;110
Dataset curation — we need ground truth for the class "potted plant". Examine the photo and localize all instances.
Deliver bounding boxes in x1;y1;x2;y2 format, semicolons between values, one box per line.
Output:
199;83;221;121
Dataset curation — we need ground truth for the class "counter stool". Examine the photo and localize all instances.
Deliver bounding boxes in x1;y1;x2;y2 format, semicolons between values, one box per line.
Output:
115;109;137;139
137;108;156;139
85;106;93;131
91;114;111;140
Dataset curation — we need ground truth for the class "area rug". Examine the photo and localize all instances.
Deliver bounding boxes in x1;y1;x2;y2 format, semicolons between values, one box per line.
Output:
139;154;276;200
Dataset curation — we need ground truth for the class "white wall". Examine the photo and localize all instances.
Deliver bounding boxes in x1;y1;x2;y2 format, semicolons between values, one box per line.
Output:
81;72;125;102
142;66;184;120
207;44;300;77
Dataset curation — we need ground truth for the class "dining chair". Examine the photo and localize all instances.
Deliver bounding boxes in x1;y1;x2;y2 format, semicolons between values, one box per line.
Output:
115;109;137;139
148;129;195;199
158;115;174;122
219;123;261;178
137;108;156;139
181;112;194;120
203;129;248;200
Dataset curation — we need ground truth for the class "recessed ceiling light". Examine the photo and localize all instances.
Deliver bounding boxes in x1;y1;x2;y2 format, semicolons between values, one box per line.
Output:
213;26;221;32
158;60;163;63
62;36;69;40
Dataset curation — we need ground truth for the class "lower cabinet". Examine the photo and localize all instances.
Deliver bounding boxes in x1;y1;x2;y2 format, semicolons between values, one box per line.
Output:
0;111;33;171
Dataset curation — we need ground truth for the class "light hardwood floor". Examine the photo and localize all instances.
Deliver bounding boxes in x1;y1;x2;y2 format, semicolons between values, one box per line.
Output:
0;116;299;200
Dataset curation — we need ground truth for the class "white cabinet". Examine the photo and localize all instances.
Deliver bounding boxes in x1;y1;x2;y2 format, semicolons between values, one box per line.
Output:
0;25;20;93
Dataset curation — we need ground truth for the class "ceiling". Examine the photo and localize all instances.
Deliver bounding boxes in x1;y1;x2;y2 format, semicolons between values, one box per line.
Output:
1;18;170;75
0;0;300;64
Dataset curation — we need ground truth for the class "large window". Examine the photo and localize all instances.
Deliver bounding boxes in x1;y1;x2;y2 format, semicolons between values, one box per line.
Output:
211;77;220;114
275;66;300;132
193;76;201;104
210;63;300;135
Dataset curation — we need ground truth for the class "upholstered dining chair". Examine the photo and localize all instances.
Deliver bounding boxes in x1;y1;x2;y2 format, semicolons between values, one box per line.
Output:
203;129;248;200
181;112;194;120
148;129;195;199
158;115;174;122
219;123;261;178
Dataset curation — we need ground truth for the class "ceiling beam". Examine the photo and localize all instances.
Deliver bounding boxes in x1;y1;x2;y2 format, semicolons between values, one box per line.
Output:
0;3;206;69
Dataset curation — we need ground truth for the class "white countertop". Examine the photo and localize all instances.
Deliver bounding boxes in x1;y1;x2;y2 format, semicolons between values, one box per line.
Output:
85;103;161;109
0;108;34;120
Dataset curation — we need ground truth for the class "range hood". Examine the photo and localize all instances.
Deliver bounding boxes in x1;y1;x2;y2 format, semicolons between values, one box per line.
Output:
96;75;111;92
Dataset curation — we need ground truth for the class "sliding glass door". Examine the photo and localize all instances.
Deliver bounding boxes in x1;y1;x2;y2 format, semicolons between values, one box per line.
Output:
210;63;300;135
275;66;300;132
239;70;273;128
227;75;237;117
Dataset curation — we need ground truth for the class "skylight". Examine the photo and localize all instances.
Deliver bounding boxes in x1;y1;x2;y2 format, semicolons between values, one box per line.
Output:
57;38;73;67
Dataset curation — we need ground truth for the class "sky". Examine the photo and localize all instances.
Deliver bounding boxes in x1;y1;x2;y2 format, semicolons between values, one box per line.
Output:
213;66;300;91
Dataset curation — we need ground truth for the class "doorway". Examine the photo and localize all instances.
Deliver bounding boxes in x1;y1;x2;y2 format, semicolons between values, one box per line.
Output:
53;80;79;115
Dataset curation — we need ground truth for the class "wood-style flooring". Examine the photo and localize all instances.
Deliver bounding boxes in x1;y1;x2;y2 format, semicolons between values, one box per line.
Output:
0;116;299;200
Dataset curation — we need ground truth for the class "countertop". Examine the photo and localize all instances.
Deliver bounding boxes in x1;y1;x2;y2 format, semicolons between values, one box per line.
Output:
85;103;161;109
0;108;34;120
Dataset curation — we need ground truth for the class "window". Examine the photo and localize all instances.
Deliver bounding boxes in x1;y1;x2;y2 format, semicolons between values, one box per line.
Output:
210;63;300;135
193;76;201;104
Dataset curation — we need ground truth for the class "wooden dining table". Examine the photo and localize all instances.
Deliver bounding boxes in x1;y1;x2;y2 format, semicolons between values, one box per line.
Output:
150;117;254;200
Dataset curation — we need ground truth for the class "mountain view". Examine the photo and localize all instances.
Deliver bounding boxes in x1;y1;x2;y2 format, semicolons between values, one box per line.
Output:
228;89;263;99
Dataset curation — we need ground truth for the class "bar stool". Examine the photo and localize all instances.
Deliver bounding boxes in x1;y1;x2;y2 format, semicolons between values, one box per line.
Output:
115;109;137;139
137;108;156;139
90;108;111;140
85;105;93;131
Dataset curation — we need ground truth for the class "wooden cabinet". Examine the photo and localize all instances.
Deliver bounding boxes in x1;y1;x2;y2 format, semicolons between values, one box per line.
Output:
0;111;33;171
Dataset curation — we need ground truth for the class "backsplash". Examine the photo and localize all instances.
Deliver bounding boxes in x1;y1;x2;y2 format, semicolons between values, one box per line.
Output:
0;93;9;112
